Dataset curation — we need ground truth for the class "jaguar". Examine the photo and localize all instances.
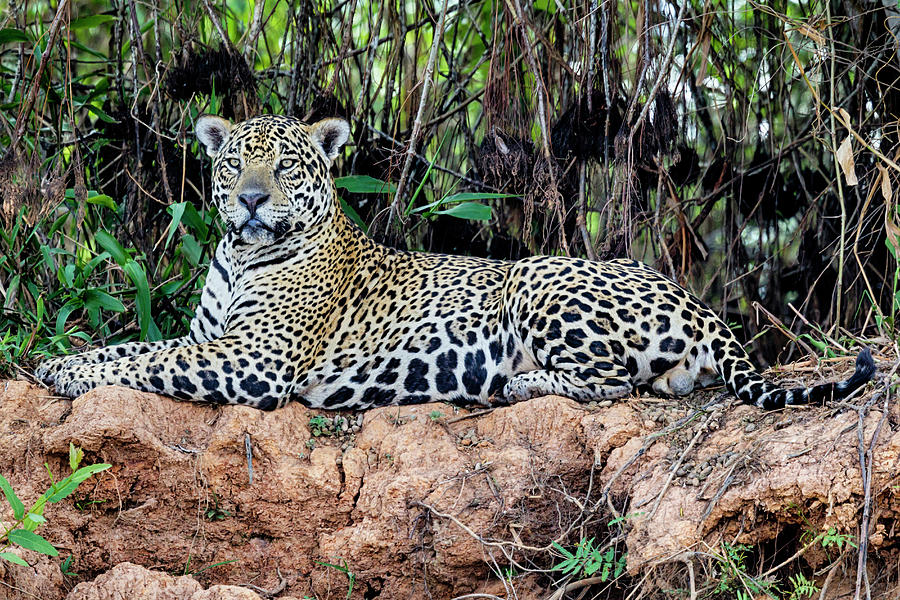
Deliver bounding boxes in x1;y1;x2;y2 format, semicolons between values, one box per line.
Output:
35;114;875;411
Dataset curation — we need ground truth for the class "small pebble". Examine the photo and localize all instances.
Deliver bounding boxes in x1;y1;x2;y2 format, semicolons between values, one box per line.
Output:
744;423;758;433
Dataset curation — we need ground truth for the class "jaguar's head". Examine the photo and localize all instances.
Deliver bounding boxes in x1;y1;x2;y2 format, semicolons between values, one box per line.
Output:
196;114;350;244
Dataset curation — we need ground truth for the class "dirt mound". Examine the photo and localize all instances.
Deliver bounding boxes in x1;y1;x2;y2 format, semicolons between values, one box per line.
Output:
0;365;898;599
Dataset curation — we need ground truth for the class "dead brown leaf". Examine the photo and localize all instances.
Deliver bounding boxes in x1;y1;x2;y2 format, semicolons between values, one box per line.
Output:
836;135;858;186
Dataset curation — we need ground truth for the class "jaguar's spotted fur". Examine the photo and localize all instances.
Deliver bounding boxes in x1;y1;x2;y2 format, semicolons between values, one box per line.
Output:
36;115;876;411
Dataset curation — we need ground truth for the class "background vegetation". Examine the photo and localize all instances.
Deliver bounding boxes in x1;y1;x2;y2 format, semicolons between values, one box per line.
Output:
1;0;897;372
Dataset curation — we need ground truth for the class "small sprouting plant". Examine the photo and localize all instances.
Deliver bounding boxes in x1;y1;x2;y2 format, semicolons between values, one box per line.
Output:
205;494;231;521
551;538;626;581
787;572;819;600
316;558;355;600
60;555;78;578
181;555;237;576
429;410;443;421
0;443;110;567
607;512;645;526
821;527;856;551
308;415;331;437
714;542;775;600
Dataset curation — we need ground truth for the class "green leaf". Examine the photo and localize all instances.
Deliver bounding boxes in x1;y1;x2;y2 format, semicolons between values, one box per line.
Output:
54;300;83;337
165;202;187;249
60;263;75;288
0;29;29;44
7;530;58;556
69;15;116;29
441;192;518;202
181;203;209;239
44;479;78;504
69;39;107;60
0;552;29;566
334;175;396;194
435;202;492;221
410;190;513;215
123;260;155;341
406;131;451;213
0;474;25;520
86;193;116;210
180;234;201;266
24;513;46;527
44;464;110;505
167;202;209;243
533;0;557;13
339;198;367;233
552;541;574;559
83;290;126;313
83;104;119;124
70;463;111;484
69;443;83;472
82;252;112;277
94;230;129;266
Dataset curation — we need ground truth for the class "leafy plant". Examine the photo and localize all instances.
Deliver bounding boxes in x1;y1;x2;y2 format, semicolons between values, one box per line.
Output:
787;572;819;600
821;527;856;551
0;443;110;567
204;494;231;521
713;542;776;600
316;558;356;600
551;538;626;581
308;415;334;437
60;555;78;578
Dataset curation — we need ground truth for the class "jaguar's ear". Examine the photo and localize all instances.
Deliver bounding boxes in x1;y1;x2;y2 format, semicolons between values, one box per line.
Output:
196;115;234;158
309;118;350;164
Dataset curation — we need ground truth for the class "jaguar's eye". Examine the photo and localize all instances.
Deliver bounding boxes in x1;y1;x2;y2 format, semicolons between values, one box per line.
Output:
225;157;241;171
278;158;297;171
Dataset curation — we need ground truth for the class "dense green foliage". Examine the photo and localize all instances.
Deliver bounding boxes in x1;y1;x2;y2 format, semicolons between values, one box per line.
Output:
1;0;898;374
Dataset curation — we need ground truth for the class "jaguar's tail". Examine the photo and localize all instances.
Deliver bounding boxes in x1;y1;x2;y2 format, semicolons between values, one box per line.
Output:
718;346;876;410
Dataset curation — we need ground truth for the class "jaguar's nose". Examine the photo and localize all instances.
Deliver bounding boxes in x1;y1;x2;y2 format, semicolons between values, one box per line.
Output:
238;192;270;216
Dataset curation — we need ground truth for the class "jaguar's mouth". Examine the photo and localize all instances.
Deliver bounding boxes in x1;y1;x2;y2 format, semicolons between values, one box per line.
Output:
237;216;291;243
240;217;276;234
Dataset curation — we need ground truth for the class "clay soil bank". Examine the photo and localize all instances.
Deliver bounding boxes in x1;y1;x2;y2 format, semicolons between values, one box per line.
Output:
0;371;898;599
